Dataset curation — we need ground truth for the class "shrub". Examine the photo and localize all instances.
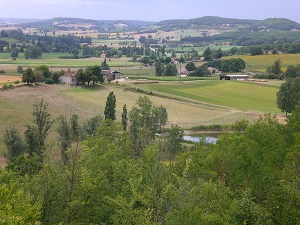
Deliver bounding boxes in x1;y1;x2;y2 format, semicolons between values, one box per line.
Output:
14;80;20;84
0;70;5;74
45;78;54;84
2;83;14;90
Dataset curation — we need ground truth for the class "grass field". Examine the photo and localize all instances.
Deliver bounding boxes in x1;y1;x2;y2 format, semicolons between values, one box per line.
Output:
139;80;281;113
0;53;139;74
223;54;300;72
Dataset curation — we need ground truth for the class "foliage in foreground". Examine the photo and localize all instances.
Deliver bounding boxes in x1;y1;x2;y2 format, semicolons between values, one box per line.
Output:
2;99;300;224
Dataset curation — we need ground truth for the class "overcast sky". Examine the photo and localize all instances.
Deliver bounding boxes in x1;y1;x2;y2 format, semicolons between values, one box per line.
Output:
0;0;299;23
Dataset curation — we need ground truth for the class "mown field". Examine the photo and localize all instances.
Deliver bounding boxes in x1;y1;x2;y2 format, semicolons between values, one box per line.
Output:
223;54;300;72
139;80;282;113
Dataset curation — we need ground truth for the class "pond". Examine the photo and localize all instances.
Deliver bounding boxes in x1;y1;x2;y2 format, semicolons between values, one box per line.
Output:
183;134;219;144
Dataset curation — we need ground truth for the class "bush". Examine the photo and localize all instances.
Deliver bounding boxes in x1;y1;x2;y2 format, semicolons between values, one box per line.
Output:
0;70;5;74
2;83;14;90
45;78;54;84
14;80;20;84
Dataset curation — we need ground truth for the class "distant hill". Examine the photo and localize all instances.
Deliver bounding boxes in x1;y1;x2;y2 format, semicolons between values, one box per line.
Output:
0;18;45;26
18;17;156;31
243;18;300;31
156;16;259;30
1;16;300;34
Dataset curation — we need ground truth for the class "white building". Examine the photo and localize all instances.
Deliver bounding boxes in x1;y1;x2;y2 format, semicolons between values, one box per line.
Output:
59;68;77;85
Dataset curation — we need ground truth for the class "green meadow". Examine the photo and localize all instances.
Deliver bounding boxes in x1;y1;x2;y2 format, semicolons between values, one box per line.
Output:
223;54;300;72
140;80;281;113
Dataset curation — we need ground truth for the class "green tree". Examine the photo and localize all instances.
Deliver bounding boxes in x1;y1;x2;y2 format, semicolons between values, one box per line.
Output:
163;64;177;76
10;47;18;58
284;64;300;79
129;96;167;156
76;68;86;85
0;170;42;224
185;62;196;72
22;67;36;85
4;126;26;161
51;72;60;83
266;59;282;76
85;65;103;85
214;47;223;59
203;47;213;61
34;65;52;79
57;114;82;164
160;125;183;163
229;58;246;72
83;115;103;137
155;61;164;76
17;66;23;74
277;77;300;115
101;58;110;70
121;104;128;131
25;99;53;162
249;46;263;56
104;92;116;121
24;46;42;59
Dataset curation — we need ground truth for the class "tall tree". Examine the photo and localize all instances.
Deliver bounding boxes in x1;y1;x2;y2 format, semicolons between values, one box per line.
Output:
129;96;167;156
266;59;282;76
104;92;116;121
121;104;128;131
4;126;26;161
10;48;18;58
277;77;300;115
155;61;164;76
101;58;110;70
163;64;177;76
25;99;53;162
203;47;213;61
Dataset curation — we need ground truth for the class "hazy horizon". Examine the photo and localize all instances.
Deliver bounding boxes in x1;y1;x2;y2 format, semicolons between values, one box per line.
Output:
0;0;299;23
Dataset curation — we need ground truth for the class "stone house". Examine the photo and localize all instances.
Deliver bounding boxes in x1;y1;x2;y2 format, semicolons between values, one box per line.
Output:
59;68;77;86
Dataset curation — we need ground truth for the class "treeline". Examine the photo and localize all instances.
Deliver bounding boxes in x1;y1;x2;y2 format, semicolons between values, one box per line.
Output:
21;62;109;85
0;29;92;54
187;58;246;76
2;95;300;224
181;30;300;46
224;42;300;56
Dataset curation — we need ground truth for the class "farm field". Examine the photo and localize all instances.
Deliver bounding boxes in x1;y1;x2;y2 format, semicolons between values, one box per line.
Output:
139;80;281;113
223;54;300;72
0;75;22;84
0;82;275;154
0;53;139;74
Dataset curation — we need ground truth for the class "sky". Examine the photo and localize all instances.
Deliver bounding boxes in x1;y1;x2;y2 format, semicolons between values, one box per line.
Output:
0;0;299;23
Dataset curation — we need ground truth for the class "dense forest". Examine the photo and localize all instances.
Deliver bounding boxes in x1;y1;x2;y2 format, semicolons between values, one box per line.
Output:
181;30;300;46
1;95;300;224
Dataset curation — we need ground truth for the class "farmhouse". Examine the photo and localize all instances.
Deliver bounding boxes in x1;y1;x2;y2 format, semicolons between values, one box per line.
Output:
220;74;249;80
59;68;77;85
101;70;123;80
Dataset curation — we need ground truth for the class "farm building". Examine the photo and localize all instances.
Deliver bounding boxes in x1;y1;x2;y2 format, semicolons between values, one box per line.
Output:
101;70;123;80
220;74;249;80
59;68;77;85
